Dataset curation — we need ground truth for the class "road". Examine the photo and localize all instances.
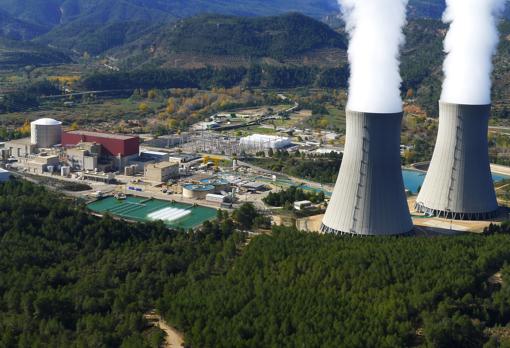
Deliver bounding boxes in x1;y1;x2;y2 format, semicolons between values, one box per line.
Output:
39;89;133;99
144;312;184;348
237;159;334;191
214;100;299;131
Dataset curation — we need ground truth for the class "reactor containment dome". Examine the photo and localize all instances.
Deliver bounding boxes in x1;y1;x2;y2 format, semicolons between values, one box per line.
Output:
321;110;413;236
415;102;498;219
30;118;62;148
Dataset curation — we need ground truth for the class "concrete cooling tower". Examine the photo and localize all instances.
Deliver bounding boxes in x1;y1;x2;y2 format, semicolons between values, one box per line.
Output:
415;102;498;219
321;110;413;236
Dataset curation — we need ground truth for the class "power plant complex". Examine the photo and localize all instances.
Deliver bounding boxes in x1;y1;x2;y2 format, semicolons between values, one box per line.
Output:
321;102;499;235
320;0;503;236
415;103;498;219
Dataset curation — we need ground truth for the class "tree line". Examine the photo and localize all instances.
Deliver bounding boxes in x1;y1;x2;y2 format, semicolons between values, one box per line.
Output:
263;186;325;208
247;151;343;184
0;79;61;113
80;65;349;92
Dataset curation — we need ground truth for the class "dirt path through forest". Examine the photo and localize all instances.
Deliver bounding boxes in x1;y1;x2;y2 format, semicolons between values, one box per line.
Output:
144;312;184;348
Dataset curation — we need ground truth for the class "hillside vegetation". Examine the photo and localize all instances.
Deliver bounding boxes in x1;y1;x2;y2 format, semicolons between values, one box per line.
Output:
0;0;339;32
0;0;490;54
161;227;510;347
94;13;348;67
2;180;510;347
0;180;245;347
35;20;160;56
0;37;71;69
0;8;47;40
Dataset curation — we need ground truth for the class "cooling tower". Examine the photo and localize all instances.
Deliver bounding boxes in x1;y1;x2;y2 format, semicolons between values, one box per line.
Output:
321;110;413;236
415;102;498;219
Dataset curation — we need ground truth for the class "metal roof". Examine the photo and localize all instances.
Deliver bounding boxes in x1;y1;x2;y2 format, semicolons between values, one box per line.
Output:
65;130;138;140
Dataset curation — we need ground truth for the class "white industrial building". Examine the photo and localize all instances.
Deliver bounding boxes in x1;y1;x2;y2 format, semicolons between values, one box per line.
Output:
239;134;291;151
321;111;413;236
416;102;498;219
30;118;62;148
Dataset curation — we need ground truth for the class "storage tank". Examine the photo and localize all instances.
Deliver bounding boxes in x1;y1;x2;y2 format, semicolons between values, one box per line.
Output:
416;102;498;219
200;178;230;193
321;110;413;236
61;166;71;177
182;184;215;200
31;118;62;148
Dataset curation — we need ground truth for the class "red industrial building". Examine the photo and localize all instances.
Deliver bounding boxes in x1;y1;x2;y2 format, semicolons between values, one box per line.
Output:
62;130;140;157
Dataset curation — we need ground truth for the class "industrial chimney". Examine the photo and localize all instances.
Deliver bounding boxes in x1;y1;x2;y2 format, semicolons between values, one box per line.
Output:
320;110;413;235
415;102;498;219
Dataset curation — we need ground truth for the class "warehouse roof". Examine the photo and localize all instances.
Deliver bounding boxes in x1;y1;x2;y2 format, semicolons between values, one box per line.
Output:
64;130;138;141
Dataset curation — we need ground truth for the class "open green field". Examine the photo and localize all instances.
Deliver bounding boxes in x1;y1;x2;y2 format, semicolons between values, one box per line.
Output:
87;196;217;230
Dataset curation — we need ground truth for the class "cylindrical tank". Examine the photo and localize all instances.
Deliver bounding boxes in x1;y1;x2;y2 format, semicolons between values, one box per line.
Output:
31;118;62;148
416;102;498;219
182;184;215;200
200;178;229;193
321;110;413;236
61;166;71;177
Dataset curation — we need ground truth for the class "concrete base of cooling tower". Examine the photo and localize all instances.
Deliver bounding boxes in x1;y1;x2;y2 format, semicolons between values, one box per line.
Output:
415;102;498;220
414;204;499;221
321;110;413;236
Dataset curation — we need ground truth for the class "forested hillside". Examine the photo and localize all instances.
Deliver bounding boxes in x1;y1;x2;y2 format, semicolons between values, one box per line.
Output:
161;227;510;347
0;180;245;346
0;8;46;40
2;179;510;347
0;0;338;32
35;20;159;56
0;37;70;69
4;0;504;49
116;13;346;69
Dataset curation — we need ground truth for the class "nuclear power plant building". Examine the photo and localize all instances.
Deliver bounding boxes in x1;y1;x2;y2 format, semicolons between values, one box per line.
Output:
321;110;413;236
416;102;498;219
30;118;62;148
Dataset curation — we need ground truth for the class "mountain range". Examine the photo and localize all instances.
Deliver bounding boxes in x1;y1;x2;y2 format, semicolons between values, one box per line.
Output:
110;13;347;70
0;1;509;52
0;0;339;32
3;0;503;41
0;0;509;72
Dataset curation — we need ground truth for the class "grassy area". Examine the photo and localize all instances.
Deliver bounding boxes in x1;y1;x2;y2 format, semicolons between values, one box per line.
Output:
0;97;155;127
243;126;279;135
301;104;346;133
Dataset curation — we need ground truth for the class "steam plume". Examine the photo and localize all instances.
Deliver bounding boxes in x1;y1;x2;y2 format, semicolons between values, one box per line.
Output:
340;0;408;113
441;0;506;105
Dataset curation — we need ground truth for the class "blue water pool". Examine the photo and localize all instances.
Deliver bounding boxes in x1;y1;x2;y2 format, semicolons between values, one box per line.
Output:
402;170;427;194
402;169;509;195
492;173;509;183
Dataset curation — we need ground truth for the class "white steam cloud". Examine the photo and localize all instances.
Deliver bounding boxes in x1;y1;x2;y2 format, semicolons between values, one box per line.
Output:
441;0;506;105
340;0;408;113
